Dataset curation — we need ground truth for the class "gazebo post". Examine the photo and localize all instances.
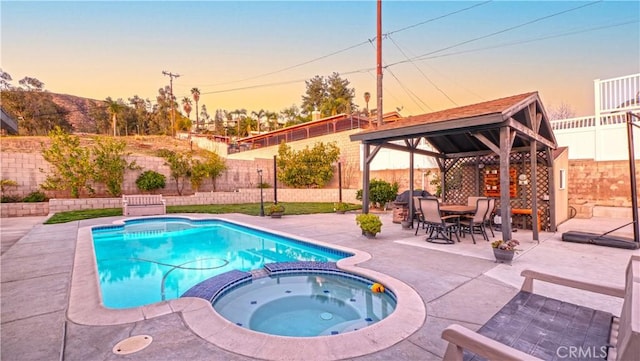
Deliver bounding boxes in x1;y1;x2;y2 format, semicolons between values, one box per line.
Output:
362;144;371;214
530;140;539;242
500;126;513;241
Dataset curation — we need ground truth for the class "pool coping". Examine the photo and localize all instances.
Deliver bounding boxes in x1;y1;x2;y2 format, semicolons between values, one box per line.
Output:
68;215;426;361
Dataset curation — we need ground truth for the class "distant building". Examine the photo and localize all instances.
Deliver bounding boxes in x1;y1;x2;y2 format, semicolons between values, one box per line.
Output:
0;108;18;135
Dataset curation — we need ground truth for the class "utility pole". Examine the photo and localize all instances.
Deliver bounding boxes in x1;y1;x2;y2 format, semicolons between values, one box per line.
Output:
376;0;383;127
162;71;180;137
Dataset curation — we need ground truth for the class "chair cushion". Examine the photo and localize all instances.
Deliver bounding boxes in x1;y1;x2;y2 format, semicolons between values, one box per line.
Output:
464;291;613;361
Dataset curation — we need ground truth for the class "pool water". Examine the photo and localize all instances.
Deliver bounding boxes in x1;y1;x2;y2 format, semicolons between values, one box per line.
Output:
213;273;397;337
91;218;350;309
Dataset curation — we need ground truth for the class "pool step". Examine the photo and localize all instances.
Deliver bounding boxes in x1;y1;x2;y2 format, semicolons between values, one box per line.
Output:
250;268;269;279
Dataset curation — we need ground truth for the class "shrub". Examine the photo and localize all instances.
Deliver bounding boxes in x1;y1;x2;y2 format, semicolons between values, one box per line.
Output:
135;171;166;193
355;213;383;235
22;191;48;202
1;195;22;203
356;179;399;208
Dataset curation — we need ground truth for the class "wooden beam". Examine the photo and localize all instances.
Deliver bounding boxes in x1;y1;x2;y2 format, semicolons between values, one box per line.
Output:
472;133;500;154
380;141;445;159
507;117;556;149
366;143;383;164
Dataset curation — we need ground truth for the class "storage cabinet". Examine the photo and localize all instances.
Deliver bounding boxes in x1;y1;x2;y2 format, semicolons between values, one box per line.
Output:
484;167;517;197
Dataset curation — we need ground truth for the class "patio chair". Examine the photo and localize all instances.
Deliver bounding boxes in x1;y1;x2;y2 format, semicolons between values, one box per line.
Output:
413;196;424;235
483;198;496;237
458;198;490;244
419;197;459;244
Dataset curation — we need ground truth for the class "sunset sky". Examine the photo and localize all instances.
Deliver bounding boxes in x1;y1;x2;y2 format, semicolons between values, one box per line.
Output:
2;1;639;118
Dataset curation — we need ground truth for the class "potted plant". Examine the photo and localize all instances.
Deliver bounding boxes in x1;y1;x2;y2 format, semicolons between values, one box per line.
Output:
491;239;520;264
267;203;285;218
334;202;350;214
355;213;383;238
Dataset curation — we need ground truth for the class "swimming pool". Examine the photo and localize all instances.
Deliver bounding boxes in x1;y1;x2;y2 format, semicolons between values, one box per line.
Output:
91;217;351;308
70;215;426;360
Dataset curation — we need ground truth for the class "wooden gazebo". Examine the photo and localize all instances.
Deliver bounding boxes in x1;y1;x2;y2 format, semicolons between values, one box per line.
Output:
350;92;558;242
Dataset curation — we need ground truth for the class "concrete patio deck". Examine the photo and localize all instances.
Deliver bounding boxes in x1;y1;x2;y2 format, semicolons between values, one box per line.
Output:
1;212;638;360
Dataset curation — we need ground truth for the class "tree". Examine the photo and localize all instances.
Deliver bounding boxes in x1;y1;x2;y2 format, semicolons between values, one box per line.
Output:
189;152;227;191
280;105;303;127
301;75;326;116
301;73;355;118
92;137;138;196
548;102;576;120
158;149;191;195
18;76;45;91
182;97;192;120
266;111;278;131
229;108;247;137
203;152;227;191
276;141;340;188
106;97;123;136
355;179;399;209
40;127;94;198
0;69;13;90
135;171;166;193
252;109;267;133
191;88;200;131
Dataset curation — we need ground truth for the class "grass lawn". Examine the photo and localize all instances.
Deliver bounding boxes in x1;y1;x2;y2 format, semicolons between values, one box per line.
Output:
44;202;362;224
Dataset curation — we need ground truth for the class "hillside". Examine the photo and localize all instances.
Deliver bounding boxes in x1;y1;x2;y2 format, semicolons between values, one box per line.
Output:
49;93;105;132
0;135;195;156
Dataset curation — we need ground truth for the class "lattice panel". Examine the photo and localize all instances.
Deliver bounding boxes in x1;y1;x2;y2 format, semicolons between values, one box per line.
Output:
442;151;551;231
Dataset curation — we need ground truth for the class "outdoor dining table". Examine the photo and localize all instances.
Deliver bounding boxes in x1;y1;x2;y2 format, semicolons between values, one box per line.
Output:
439;204;476;215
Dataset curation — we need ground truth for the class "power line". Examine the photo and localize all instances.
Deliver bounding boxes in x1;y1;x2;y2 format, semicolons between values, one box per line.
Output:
386;0;493;36
415;19;638;61
185;1;493;89
387;0;603;67
388;35;458;107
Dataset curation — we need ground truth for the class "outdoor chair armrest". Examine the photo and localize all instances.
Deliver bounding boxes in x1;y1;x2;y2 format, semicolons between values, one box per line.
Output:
520;269;626;298
441;324;542;361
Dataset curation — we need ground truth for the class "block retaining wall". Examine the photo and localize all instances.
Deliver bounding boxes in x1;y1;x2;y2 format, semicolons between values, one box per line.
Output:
1;188;359;217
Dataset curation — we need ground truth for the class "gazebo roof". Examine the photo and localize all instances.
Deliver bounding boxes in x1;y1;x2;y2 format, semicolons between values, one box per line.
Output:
350;92;557;157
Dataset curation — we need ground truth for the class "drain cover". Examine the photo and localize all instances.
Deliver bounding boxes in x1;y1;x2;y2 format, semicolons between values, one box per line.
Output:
320;312;333;320
112;335;153;355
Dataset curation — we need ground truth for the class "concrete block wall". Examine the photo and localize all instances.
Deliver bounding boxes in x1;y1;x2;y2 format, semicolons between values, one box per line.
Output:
568;159;640;209
0;202;49;217
30;188;360;216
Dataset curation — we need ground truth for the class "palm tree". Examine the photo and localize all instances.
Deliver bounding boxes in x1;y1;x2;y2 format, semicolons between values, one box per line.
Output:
191;88;200;131
265;111;278;131
229;108;247;137
106;97;123;136
251;109;267;133
182;97;192;120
